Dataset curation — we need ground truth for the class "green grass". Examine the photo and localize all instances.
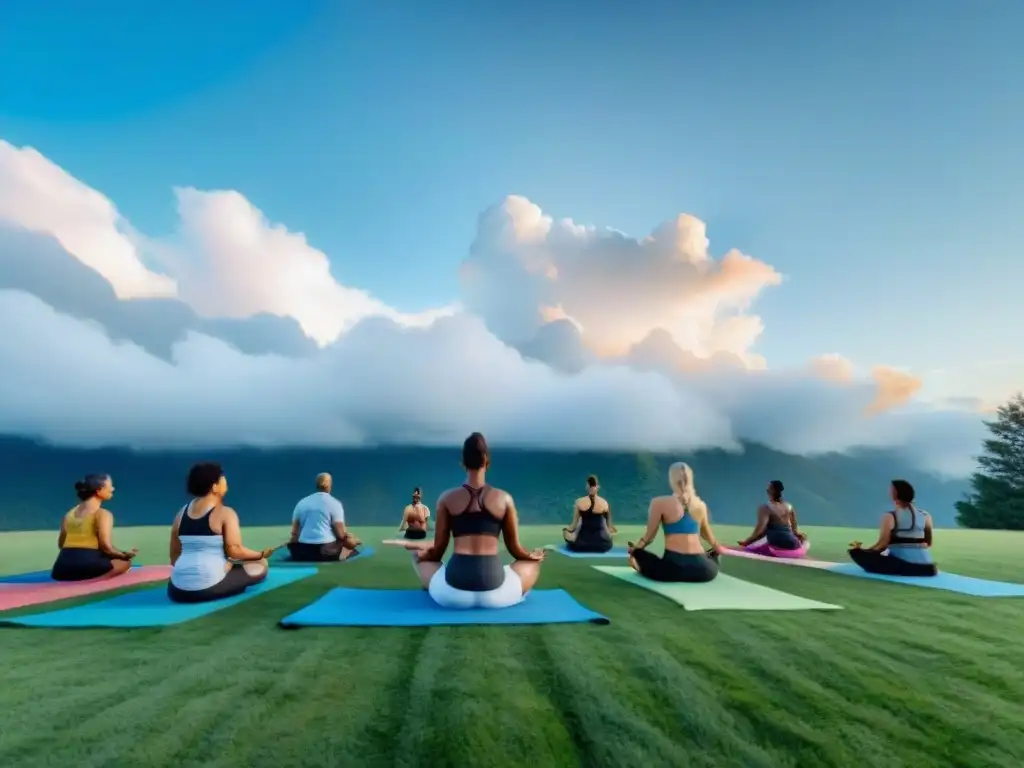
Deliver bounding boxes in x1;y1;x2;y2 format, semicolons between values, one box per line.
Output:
1;525;1024;767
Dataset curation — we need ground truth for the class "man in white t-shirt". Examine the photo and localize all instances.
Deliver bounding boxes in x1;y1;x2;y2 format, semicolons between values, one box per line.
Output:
286;473;362;561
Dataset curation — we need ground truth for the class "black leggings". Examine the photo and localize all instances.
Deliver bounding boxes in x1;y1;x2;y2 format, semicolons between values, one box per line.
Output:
51;548;117;581
404;528;427;540
633;549;720;583
167;564;266;604
565;533;613;553
287;540;347;562
849;548;938;577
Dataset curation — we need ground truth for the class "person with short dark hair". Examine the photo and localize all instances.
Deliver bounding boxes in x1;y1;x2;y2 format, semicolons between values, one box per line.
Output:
287;473;362;561
737;480;807;552
848;480;938;577
51;474;137;581
404;433;546;608
168;463;275;603
398;486;430;540
562;474;617;553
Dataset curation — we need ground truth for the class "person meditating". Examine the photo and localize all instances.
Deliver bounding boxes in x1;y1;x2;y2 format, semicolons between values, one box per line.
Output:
737;480;808;557
51;474;137;581
287;473;362;561
168;462;276;603
398;487;430;540
628;462;724;582
562;474;617;553
408;432;545;609
848;479;938;577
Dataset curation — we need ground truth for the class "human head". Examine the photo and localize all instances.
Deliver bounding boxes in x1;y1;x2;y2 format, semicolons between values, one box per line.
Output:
586;474;599;495
890;479;915;506
668;462;707;524
412;486;422;503
75;474;113;502
187;462;227;499
767;480;784;502
462;432;490;471
315;473;332;493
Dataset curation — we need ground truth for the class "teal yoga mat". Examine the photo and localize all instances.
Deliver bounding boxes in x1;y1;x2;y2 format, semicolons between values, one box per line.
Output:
546;544;629;559
824;563;1024;597
280;587;609;628
0;567;317;628
593;566;841;612
271;546;375;564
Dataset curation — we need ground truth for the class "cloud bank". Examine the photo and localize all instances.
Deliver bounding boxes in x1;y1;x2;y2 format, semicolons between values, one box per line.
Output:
0;140;986;476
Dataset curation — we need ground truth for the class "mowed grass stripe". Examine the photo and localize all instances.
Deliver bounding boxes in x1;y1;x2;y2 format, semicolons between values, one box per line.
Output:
1;526;1023;767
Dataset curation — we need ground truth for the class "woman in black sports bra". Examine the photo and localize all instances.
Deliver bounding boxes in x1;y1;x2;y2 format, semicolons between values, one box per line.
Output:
563;474;616;553
406;433;546;609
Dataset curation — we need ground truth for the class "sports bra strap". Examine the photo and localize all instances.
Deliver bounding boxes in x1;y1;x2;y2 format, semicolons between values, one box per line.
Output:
461;484;489;513
585;495;595;513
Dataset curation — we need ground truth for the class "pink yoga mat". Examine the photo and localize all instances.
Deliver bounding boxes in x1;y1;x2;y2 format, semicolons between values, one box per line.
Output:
721;549;837;569
0;565;172;612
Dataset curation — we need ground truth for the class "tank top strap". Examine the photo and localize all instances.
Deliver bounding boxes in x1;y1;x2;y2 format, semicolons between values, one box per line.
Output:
586;495;596;513
461;484;488;513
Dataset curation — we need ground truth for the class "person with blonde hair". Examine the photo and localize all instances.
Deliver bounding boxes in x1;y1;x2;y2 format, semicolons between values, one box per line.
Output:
286;472;362;561
628;462;724;582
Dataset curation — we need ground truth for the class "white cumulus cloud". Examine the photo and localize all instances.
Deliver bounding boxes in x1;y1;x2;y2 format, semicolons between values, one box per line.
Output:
0;139;987;477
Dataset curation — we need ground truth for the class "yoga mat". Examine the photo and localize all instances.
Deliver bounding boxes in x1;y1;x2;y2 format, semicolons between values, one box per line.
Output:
593;566;841;612
0;566;172;612
823;563;1024;597
0;570;61;584
279;587;609;628
721;549;837;569
545;544;629;559
271;546;375;564
0;567;317;628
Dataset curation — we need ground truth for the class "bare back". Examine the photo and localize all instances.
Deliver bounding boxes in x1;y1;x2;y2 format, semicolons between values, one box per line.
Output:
575;495;610;515
649;495;708;555
438;485;511;556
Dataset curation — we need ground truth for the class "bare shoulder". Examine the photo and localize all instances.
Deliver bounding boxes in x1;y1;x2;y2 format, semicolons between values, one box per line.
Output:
487;486;513;509
574;495;589;507
219;505;240;520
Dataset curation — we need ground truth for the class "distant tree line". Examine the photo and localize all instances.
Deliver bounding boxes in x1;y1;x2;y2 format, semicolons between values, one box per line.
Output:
956;393;1024;530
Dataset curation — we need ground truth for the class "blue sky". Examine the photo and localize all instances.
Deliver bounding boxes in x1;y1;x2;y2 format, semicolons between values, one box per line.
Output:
1;0;1020;404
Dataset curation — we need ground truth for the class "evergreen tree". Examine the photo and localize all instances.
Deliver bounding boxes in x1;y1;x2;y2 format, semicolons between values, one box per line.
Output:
956;393;1024;529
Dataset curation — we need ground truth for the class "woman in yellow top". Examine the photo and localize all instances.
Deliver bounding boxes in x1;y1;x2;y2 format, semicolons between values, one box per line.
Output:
51;474;137;581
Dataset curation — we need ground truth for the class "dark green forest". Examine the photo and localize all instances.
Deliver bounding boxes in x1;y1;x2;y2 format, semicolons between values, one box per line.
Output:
0;436;968;531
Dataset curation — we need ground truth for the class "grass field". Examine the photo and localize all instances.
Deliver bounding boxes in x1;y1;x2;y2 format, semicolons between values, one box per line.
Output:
1;524;1023;767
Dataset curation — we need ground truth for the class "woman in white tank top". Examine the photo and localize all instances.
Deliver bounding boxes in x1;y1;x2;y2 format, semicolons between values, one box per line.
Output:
168;462;277;603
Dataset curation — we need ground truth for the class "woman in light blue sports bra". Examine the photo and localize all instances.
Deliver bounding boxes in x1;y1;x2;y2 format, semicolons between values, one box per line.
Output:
628;462;725;582
849;479;938;577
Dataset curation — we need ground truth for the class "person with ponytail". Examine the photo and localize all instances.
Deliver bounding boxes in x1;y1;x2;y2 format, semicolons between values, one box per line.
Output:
51;474;137;581
562;474;617;553
628;462;724;582
737;480;808;556
848;479;938;577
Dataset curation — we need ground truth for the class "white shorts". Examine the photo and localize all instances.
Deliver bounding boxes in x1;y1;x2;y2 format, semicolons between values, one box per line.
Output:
428;564;525;609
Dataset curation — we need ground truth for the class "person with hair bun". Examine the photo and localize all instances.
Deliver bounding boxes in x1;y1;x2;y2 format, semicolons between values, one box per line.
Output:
562;474;617;553
628;462;724;582
168;462;276;603
737;480;808;555
403;432;546;609
398;487;430;540
848;480;938;577
51;474;137;581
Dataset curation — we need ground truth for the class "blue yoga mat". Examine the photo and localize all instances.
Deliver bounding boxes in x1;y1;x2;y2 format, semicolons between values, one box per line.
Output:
0;570;55;584
279;587;610;628
271;546;375;564
0;566;152;584
548;545;629;559
0;567;317;628
826;563;1024;597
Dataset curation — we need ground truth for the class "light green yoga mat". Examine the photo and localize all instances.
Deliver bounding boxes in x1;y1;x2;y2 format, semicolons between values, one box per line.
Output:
593;566;842;612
